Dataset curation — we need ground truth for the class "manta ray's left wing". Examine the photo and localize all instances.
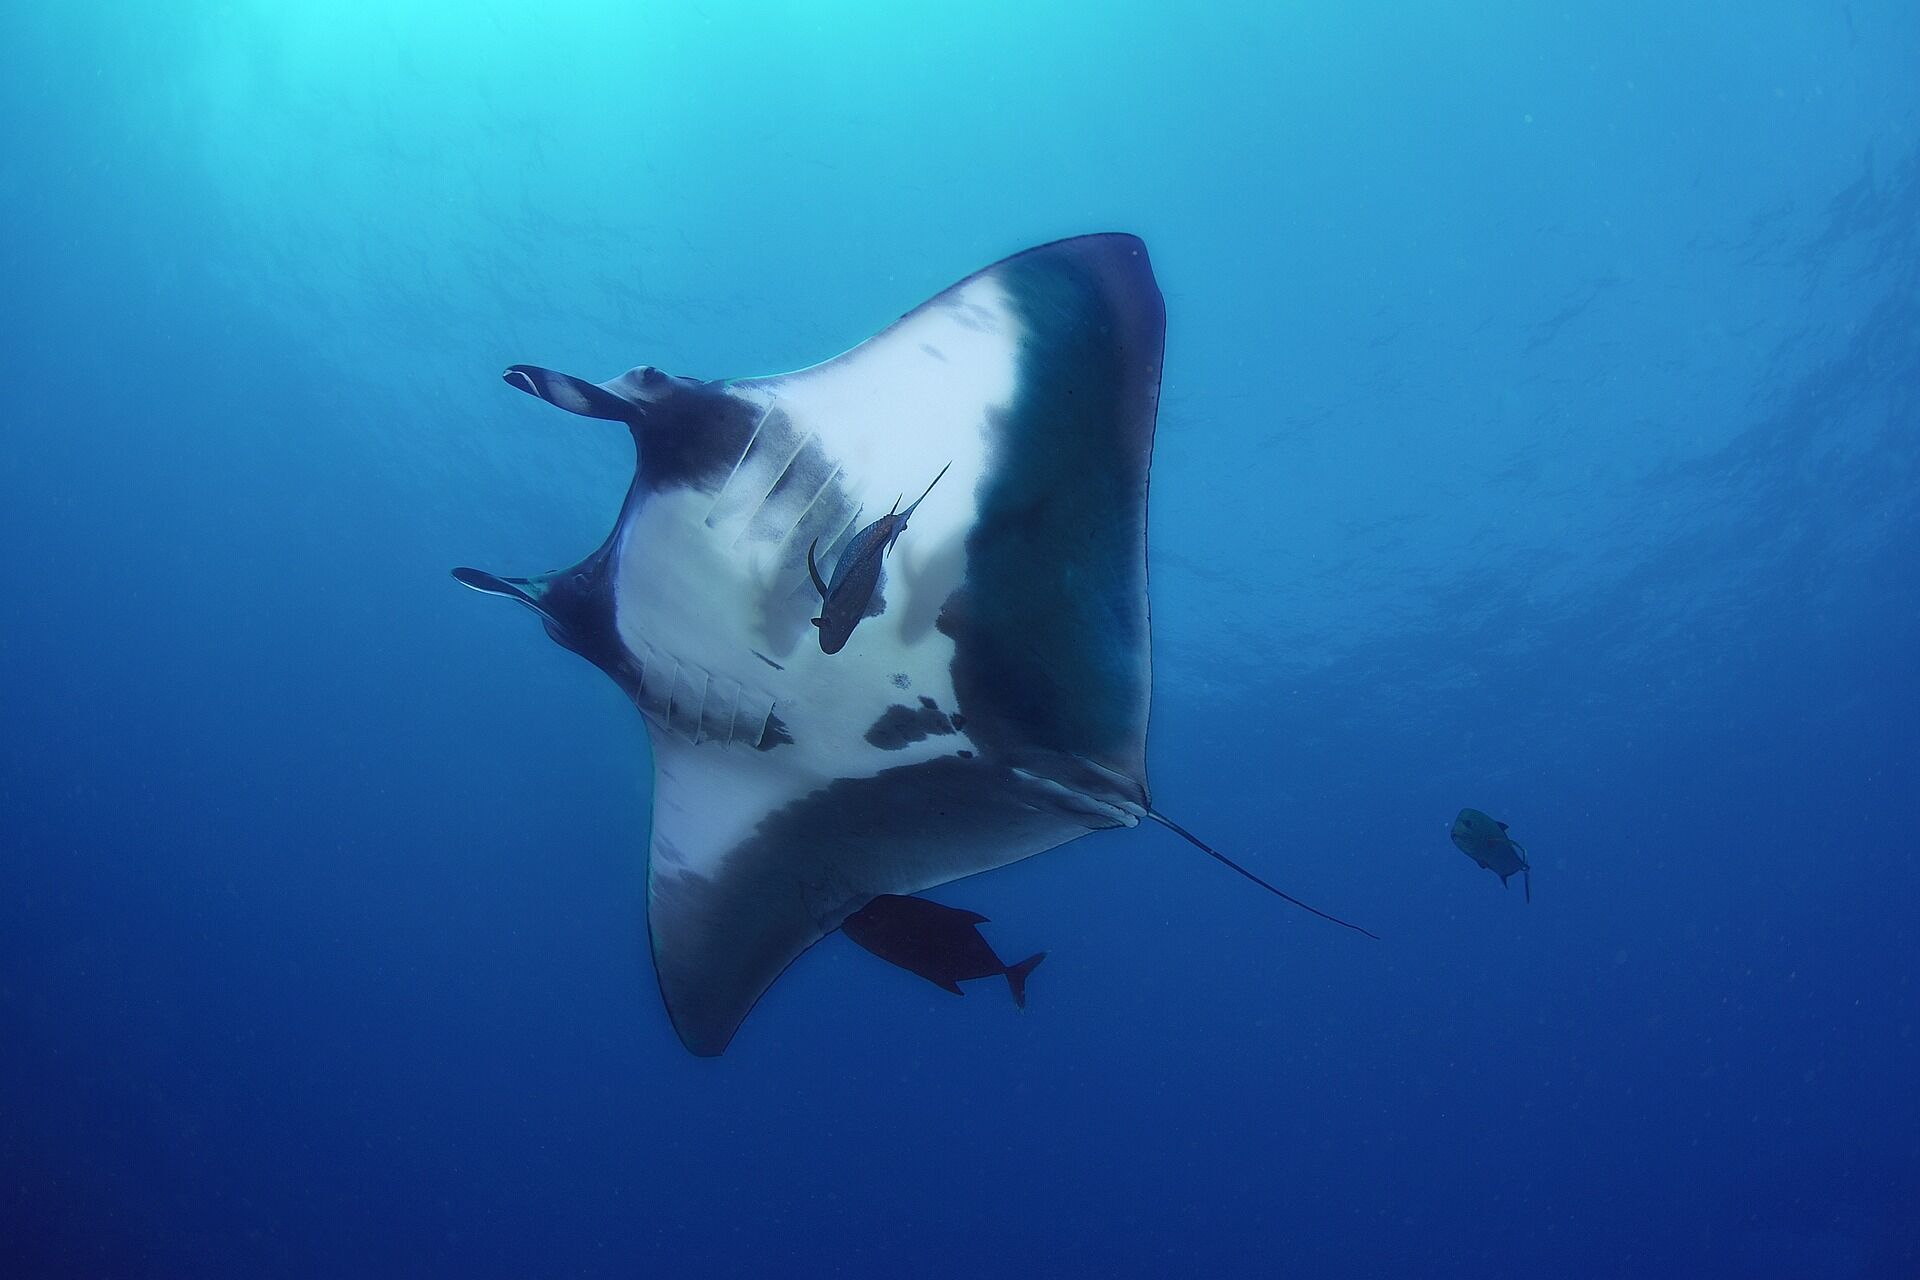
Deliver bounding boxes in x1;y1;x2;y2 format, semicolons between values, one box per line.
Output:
456;234;1165;1054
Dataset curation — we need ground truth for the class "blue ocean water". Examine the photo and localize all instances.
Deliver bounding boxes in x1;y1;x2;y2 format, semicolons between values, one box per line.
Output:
4;2;1918;1275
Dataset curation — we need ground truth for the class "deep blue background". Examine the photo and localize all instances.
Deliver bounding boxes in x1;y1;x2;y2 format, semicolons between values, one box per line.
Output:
4;3;1917;1275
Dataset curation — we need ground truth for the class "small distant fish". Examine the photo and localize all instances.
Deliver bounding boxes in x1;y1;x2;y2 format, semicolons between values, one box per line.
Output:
842;893;1046;1007
807;462;950;654
1451;808;1532;903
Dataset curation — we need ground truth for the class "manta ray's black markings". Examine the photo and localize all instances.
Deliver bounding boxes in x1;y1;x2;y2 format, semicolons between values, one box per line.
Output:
753;708;794;751
864;697;957;750
454;234;1374;1056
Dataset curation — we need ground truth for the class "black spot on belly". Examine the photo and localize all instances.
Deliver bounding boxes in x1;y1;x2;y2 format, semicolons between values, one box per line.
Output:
891;673;910;689
755;710;795;751
865;700;957;750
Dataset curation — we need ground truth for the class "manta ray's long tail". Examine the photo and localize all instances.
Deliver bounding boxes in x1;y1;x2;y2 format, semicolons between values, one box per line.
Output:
1147;810;1380;940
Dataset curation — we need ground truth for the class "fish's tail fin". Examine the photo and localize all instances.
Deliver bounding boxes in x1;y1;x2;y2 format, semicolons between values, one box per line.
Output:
1005;952;1047;1009
1147;809;1380;940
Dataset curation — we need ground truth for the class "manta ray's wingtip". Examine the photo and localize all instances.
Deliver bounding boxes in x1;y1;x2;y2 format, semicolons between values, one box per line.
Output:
1034;229;1145;248
1025;230;1152;263
671;1015;731;1059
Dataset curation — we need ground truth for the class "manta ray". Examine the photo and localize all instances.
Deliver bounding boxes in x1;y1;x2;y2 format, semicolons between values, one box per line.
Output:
454;234;1368;1056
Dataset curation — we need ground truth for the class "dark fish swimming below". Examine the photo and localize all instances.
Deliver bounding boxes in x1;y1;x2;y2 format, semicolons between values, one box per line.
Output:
807;461;951;655
1450;807;1532;903
842;893;1046;1007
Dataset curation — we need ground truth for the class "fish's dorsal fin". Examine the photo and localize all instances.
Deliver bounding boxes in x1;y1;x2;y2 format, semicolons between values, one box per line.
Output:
1498;820;1509;831
899;460;953;524
805;538;829;599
